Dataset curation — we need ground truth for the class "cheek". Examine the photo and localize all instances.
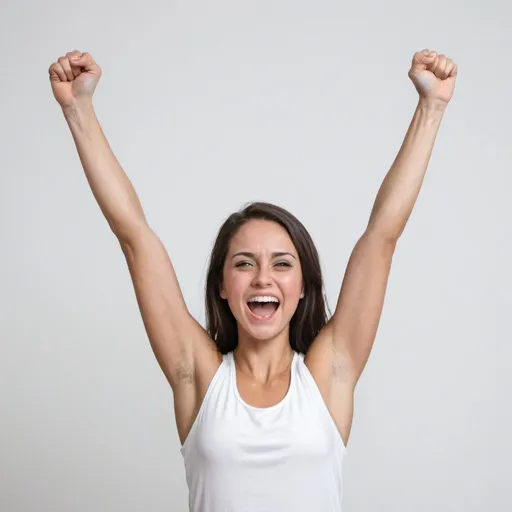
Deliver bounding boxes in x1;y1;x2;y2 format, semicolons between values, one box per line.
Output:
223;271;249;300
277;271;303;296
223;274;252;321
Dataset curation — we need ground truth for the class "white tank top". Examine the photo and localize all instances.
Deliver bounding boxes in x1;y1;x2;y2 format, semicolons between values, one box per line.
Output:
180;351;346;511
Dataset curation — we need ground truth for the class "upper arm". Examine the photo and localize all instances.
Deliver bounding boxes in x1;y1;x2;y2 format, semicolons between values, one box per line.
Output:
308;229;396;385
119;223;221;391
305;230;396;444
330;229;397;380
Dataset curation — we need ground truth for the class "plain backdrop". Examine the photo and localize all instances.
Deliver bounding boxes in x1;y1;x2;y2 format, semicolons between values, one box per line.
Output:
1;0;510;511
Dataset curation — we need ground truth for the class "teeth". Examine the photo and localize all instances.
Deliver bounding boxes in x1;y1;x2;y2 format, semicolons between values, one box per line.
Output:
248;296;279;303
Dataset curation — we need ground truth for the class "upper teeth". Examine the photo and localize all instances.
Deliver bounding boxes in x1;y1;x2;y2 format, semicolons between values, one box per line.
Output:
248;296;279;303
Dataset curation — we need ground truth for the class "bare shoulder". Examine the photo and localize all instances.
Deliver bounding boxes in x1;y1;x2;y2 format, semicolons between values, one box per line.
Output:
170;315;222;388
305;323;355;387
304;323;356;446
119;225;222;443
172;320;223;445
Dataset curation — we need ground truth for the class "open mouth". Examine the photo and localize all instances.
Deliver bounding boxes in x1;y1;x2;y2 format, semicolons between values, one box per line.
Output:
246;297;280;320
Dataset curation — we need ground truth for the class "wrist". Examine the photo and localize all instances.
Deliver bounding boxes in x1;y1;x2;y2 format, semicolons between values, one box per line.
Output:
62;100;97;131
418;97;448;116
415;98;447;127
62;99;95;119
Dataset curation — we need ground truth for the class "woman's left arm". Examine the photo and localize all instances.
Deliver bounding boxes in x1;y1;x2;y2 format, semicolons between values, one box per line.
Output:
326;49;459;382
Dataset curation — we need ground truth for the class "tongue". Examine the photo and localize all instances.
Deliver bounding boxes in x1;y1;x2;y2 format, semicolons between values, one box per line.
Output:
248;302;278;318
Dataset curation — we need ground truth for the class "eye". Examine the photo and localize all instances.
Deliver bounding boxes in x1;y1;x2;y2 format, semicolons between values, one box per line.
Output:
235;261;252;268
275;261;292;267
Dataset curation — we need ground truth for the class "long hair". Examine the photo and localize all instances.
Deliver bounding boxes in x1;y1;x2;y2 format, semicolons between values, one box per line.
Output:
205;202;330;354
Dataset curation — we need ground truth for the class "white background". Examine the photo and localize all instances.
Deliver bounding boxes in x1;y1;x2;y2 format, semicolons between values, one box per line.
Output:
1;0;510;510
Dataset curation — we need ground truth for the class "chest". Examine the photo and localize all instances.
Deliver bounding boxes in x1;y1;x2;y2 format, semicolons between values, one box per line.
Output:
195;394;337;472
235;369;291;408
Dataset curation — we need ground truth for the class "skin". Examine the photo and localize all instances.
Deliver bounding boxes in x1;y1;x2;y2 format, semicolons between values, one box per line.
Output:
50;48;457;448
218;219;310;410
220;219;303;378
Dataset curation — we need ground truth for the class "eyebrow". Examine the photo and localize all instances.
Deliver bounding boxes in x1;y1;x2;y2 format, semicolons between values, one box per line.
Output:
231;251;297;260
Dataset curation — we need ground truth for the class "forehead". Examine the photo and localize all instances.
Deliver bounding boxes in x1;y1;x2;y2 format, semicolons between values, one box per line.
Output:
228;219;296;254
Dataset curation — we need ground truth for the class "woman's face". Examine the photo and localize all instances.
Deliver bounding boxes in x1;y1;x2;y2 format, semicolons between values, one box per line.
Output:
221;219;304;342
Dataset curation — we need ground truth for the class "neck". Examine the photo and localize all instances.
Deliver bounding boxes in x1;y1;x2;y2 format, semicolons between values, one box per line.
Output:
234;329;294;382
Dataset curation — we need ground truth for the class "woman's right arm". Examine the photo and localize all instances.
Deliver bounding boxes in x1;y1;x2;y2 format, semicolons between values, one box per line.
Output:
50;51;221;397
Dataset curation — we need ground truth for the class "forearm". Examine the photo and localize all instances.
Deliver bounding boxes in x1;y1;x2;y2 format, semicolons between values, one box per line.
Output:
63;101;146;240
368;99;445;240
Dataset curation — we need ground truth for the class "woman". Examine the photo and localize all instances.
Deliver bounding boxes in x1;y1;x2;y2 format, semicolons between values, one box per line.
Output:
49;48;457;511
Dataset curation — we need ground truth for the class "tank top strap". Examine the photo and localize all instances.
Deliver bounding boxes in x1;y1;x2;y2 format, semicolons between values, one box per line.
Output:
294;352;347;453
226;350;235;391
180;352;230;456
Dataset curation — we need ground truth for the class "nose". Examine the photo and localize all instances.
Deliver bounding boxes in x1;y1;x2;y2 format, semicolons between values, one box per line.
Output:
252;266;272;288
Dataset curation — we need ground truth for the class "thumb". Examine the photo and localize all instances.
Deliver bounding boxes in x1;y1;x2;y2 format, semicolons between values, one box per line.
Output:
410;49;437;75
69;52;99;74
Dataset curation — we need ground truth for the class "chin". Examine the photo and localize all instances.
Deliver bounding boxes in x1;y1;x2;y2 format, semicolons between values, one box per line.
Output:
245;326;283;342
240;314;291;343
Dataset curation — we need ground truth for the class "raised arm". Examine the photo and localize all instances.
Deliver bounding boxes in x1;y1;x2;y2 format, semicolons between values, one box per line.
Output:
49;51;221;403
307;50;458;403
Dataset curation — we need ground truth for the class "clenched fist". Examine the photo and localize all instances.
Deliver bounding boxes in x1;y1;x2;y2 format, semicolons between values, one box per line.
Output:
48;50;101;109
408;49;458;107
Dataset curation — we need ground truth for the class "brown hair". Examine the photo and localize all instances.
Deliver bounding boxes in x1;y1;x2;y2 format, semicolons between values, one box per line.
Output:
205;202;330;354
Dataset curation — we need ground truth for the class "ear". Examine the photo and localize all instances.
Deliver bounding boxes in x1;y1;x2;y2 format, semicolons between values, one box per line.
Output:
220;283;227;300
300;287;304;299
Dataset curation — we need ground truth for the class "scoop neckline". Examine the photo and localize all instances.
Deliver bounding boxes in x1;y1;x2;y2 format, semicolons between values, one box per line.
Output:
230;351;297;411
